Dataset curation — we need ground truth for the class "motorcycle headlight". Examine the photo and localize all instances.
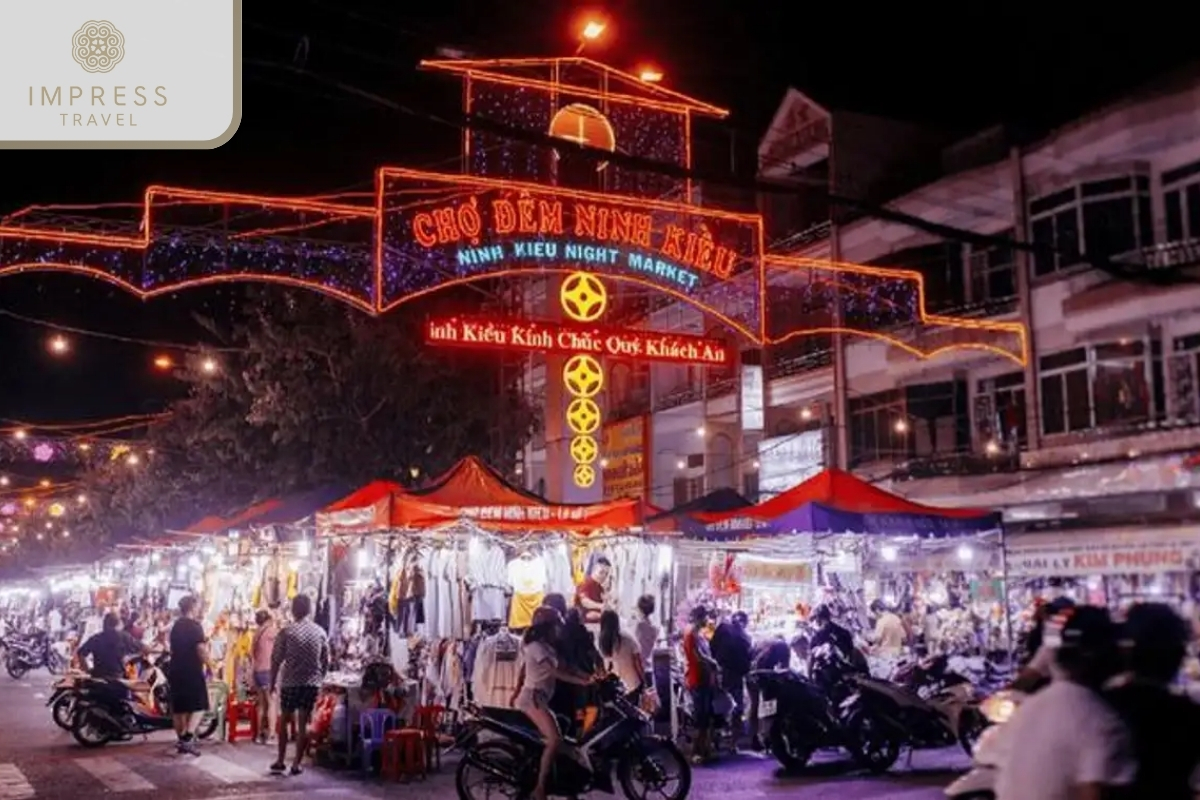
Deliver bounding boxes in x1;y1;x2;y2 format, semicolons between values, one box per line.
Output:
980;692;1017;724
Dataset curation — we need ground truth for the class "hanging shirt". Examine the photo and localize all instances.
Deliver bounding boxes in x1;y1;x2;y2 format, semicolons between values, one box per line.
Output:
471;632;522;707
507;556;547;629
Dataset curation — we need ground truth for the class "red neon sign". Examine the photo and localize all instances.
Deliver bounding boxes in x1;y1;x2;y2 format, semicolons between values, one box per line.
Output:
424;315;732;366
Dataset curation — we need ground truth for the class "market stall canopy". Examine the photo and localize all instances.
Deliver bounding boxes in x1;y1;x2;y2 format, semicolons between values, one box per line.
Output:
409;456;546;506
177;485;351;538
678;468;1000;540
236;484;356;536
317;456;650;534
315;480;405;533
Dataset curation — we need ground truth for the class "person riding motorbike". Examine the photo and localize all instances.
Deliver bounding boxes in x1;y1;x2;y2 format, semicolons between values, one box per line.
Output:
994;605;1136;800
1012;597;1076;692
1105;602;1200;800
76;612;147;680
809;605;867;674
510;606;597;800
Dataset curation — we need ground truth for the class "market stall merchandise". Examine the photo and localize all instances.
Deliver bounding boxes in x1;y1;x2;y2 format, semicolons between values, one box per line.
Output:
665;468;1004;660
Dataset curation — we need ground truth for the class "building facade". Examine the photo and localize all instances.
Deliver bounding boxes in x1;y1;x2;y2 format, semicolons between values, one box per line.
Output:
521;68;1200;599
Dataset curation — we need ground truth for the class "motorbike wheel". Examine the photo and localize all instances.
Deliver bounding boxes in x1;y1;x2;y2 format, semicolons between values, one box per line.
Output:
768;716;814;773
455;740;527;800
52;696;76;730
617;738;691;800
195;714;219;741
71;709;114;748
957;709;989;757
845;709;901;774
5;658;27;680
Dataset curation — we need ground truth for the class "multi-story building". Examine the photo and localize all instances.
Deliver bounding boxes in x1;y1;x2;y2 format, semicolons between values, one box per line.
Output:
522;64;1200;601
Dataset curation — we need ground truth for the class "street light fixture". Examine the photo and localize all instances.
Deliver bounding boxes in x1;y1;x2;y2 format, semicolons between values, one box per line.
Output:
575;18;607;54
638;67;663;83
48;334;69;355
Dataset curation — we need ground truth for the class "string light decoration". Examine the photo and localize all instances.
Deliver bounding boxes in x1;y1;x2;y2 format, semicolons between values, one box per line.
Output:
0;54;1027;365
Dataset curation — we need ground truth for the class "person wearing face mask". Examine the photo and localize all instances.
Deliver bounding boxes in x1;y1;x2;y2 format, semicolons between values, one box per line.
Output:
995;606;1136;800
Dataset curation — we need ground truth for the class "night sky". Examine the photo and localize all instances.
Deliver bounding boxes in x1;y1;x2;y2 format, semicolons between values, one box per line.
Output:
0;1;1196;424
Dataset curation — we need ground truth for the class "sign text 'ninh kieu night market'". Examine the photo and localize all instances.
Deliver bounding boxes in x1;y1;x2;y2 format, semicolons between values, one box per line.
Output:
410;194;741;293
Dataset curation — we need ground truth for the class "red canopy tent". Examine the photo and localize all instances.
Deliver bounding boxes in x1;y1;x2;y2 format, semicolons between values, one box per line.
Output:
665;468;997;539
317;456;649;534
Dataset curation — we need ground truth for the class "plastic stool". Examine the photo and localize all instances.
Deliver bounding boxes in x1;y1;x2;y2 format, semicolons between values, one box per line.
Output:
380;729;426;781
226;699;259;743
359;708;397;773
411;704;447;771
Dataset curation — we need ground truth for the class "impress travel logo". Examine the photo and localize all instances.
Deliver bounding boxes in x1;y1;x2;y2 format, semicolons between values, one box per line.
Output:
0;1;242;149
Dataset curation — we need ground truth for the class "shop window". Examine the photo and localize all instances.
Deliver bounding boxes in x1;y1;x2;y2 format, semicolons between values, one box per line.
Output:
1163;159;1200;243
1039;339;1164;436
672;476;704;507
1170;331;1200;423
1029;175;1151;277
1039;348;1090;435
975;371;1028;448
904;380;969;457
848;388;905;466
1092;341;1154;428
967;233;1016;304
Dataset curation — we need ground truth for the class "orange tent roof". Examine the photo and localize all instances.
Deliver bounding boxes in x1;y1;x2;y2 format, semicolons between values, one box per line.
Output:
323;480;405;512
411;456;545;507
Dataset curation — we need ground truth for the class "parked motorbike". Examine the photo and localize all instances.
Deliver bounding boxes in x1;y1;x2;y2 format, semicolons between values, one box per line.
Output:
5;632;66;678
454;675;690;800
69;655;217;747
842;654;988;773
751;643;864;772
52;653;170;732
944;690;1024;800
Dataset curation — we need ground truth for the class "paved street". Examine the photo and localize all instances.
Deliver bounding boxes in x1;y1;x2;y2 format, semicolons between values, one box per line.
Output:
0;670;966;799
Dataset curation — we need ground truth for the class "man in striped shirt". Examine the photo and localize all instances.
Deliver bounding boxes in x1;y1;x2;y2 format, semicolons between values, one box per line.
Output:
269;593;330;775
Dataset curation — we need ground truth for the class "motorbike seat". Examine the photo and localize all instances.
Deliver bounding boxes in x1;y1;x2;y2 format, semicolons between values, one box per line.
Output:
477;706;578;745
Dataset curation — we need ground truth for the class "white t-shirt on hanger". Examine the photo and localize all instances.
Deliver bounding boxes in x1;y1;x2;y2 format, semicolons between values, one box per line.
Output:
508;555;547;596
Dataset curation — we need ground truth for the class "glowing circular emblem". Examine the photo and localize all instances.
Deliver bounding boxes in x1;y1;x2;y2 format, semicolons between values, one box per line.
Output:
565;398;601;435
560;272;608;322
562;354;604;398
549;103;616;171
569;435;599;465
573;463;597;488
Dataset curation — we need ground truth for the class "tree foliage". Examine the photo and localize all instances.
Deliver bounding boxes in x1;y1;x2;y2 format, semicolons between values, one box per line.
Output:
76;291;539;544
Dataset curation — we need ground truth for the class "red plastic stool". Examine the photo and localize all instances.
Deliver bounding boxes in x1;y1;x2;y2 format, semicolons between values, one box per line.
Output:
226;699;259;743
380;729;426;781
412;705;447;770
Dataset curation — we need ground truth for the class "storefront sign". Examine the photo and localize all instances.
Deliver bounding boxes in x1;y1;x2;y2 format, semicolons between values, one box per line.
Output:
738;558;813;585
602;416;649;501
758;431;824;498
411;194;743;293
424;315;731;366
455;504;617;522
1008;540;1200;578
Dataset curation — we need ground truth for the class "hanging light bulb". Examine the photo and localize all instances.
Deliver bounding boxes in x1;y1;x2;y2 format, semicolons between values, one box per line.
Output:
956;544;973;562
297;538;311;558
48;334;69;355
356;543;369;570
880;545;898;562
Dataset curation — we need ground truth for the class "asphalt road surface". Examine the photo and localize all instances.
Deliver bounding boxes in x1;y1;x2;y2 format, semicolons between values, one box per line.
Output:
0;669;966;799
